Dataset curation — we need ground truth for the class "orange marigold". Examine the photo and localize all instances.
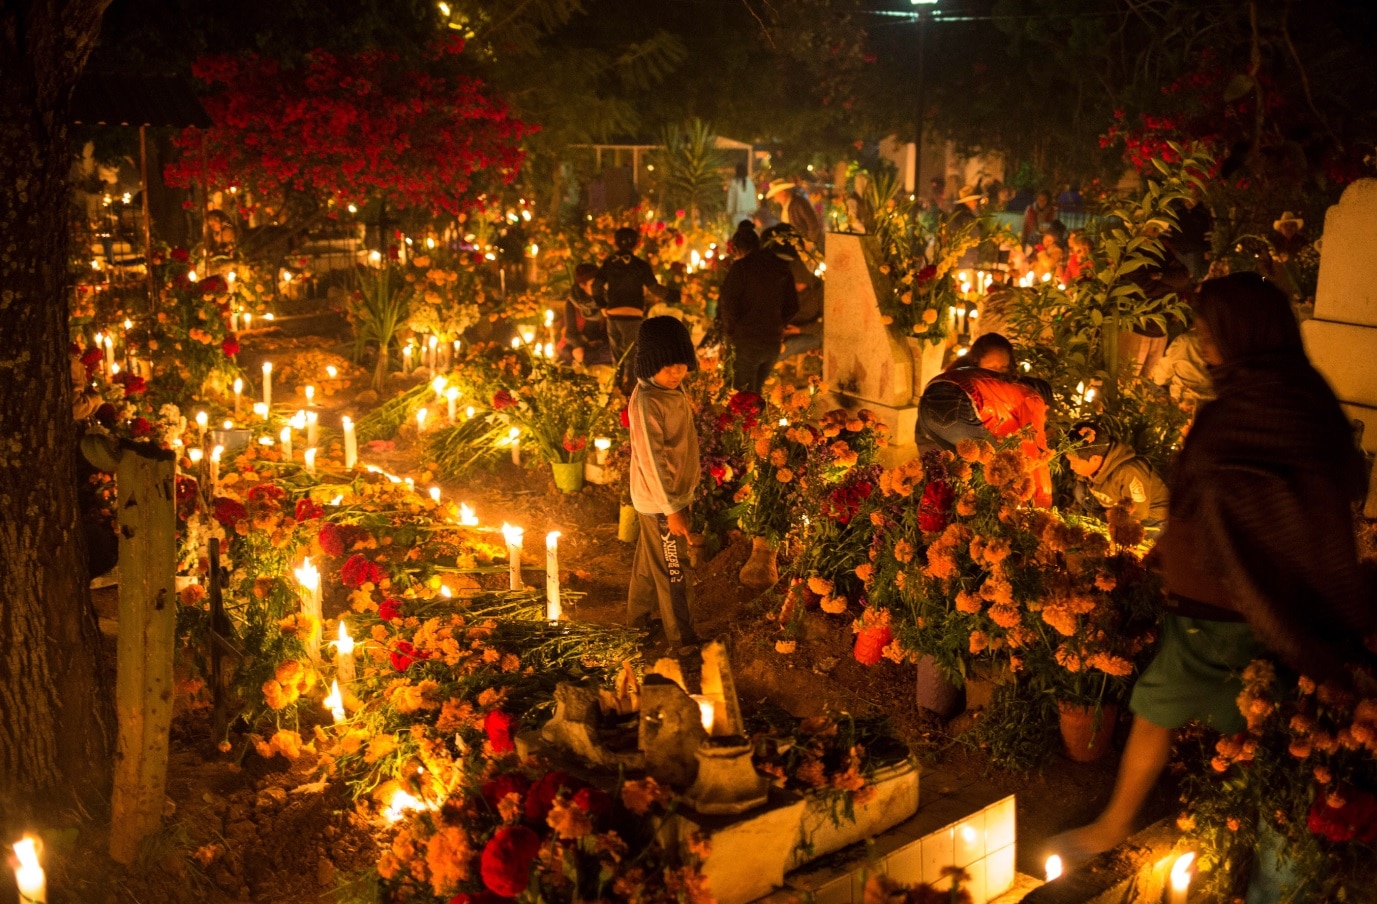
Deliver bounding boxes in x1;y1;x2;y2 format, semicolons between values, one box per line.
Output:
425;826;472;896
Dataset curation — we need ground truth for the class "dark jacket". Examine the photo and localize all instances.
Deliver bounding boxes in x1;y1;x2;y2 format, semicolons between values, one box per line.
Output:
563;286;607;350
719;250;799;349
595;253;660;313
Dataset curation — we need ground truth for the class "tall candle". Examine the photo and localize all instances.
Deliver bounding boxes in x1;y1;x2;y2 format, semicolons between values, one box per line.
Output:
254;402;269;422
402;344;413;374
243;312;252;330
195;410;208;442
334;620;356;686
12;836;46;904
501;524;523;591
428;335;439;370
304;385;315;407
431;376;447;400
342;416;357;469
103;334;116;378
459;503;478;526
545;531;561;621
279;427;293;461
509;427;521;466
304;447;317;475
593;437;611;466
1168;852;1194;904
230;310;240;332
544;308;556;345
324;680;346;724
446;387;459;424
262;361;273;408
294;557;322;660
209;445;223;492
416;408;428;434
306;410;319;447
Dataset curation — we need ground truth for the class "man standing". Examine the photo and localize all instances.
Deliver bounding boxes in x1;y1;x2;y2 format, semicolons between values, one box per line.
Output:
718;227;798;392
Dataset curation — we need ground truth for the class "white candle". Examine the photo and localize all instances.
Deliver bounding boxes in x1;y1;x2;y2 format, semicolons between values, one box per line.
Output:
230;310;240;332
304;385;315;407
232;377;243;416
324;679;346;724
416;407;428;434
465;405;475;421
254;402;269;422
12;836;46;904
428;487;441;505
209;445;223;492
544;308;556;345
459;503;478;526
502;523;523;590
446;387;459;424
294;557;322;660
103;334;116;377
243;312;252;330
304;447;317;475
431;376;447;400
279;427;293;461
509;427;521;466
334;621;356;686
402;344;413;374
195;410;208;441
1168;852;1194;904
428;335;438;370
341;416;357;469
545;531;561;621
262;361;273;408
306;410;319;447
593;437;611;466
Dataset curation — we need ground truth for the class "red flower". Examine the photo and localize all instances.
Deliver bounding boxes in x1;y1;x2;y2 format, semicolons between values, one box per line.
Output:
1307;788;1377;843
389;640;429;672
728;391;764;417
918;479;954;532
94;403;118;427
130;416;153;437
853;621;894;666
213;496;247;528
221;334;240;357
198;275;228;295
708;463;727;486
572;787;612;820
479;826;541;898
114;372;147;396
619;407;630;428
524;771;580;824
170;247;190;263
492;389;516;410
341;553;384;588
175;474;200;506
484;709;517;753
561;434;586;453
449;892;506;904
80;347;104;375
378;597;403;621
247;483;287;507
674;209;686;219
915;265;938;286
294;497;324;521
481;773;531;811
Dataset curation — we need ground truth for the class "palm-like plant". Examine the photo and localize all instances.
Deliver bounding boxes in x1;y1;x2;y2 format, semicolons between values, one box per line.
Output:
353;265;412;391
652;118;726;225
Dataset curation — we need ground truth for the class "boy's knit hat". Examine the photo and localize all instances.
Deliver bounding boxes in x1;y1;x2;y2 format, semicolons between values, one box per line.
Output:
635;316;698;380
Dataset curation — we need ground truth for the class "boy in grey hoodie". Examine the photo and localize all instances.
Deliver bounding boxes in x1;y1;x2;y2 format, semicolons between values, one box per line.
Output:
626;316;702;655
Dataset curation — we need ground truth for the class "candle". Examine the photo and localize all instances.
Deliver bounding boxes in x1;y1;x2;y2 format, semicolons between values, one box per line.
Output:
459;503;478;526
223;419;233;431
446;387;459;424
342;416;357;468
103;334;115;377
232;377;243;415
294;557;322;660
195;410;208;441
544;307;556;345
12;836;45;904
209;445;223;492
254;402;269;422
465;405;475;421
1168;852;1194;904
279;427;293;461
306;410;319;447
230;310;240;332
402;344;413;374
334;620;356;686
509;427;521;466
431;376;447;400
428;335;438;370
323;679;346;724
593;437;611;466
305;385;315;407
501;523;523;590
690;695;715;734
326;365;338;379
499;267;506;295
304;447;317;475
1045;855;1063;882
262;361;273;408
428;486;441;505
416;407;428;434
545;531;561;620
242;312;252;331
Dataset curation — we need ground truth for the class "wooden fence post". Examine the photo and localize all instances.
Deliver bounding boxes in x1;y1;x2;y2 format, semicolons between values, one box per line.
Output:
108;440;178;865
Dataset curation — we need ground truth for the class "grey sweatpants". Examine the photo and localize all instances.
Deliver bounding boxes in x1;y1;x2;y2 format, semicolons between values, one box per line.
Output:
627;511;699;648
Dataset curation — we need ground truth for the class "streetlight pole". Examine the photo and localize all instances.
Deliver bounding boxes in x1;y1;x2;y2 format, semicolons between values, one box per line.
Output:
912;1;939;197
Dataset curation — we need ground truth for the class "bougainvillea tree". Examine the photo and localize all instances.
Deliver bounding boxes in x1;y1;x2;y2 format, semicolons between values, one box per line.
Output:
166;35;532;219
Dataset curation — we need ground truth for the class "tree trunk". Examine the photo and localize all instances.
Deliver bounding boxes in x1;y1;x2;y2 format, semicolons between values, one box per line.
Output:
0;0;116;825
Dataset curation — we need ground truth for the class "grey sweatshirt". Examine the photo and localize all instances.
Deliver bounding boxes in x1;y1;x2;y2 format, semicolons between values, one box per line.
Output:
628;377;700;515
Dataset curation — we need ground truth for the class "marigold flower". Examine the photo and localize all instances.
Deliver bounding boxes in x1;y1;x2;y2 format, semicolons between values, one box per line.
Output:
820;595;849;615
955;590;982;614
425;826;472;896
969;631;989;654
776;467;794;483
855;563;874;583
807;576;834;596
989;604;1020;629
775;639;797;654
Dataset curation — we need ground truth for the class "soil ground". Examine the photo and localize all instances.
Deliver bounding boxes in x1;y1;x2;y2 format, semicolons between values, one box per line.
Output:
53;316;1180;903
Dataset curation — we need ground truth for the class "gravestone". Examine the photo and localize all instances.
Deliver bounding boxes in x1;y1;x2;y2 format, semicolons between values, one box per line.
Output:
823;232;946;462
1299;178;1377;516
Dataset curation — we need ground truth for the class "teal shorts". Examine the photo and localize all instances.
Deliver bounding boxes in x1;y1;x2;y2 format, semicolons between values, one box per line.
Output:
1130;613;1263;733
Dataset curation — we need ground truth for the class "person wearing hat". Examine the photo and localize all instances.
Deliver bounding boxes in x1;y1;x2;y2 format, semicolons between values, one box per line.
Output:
626;316;703;656
950;184;988;268
1262;210;1318;305
764;178;823;248
1066;420;1169;538
595;226;666;394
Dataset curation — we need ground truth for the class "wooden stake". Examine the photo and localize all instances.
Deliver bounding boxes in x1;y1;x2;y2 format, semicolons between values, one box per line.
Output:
109;441;177;865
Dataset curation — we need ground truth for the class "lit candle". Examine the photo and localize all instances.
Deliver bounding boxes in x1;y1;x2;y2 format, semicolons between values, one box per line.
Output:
195;410;208;441
428;335;438;370
1168;852;1194;904
12;835;46;904
459;503;478;526
416;407;428;434
262;361;273;408
304;447;317;475
306;410;319;447
279;427;293;461
230;310;240;332
509;427;521;466
334;621;356;686
209;445;223;492
222;419;233;432
103;334;116;377
305;384;315;407
428;486;441;505
254;402;268;422
593;437;611;466
402;344;413;374
431;376;447;400
465;405;475;421
446;387;459;423
501;523;523;591
1045;855;1063;882
691;695;715;734
324;679;346;724
326;365;338;379
545;531;561;620
341;416;357;469
544;308;556;345
294;557;322;660
242;312;252;331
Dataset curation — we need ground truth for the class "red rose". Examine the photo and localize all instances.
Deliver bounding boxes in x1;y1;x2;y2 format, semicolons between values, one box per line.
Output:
492;389;516;410
481;773;531;811
221;334;240;357
708;464;727;486
561;434;586;453
389;640;429;672
170;247;190;262
918;479;954;533
728;391;764;417
318;522;370;556
131;416;153;437
294;497;324;521
213;497;247;528
198;275;228;295
484;710;517;754
341;553;384;588
853;621;894;666
115;372;147;396
524;771;579;824
572;787;612;820
619;407;630;428
378;597;403;621
479;825;541;898
80;347;104;375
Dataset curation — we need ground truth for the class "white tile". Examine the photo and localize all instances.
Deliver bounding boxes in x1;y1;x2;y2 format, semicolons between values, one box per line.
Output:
962;857;988;904
920;827;955;886
986;796;1016;851
886;840;923;885
954;810;986;867
985;844;1016;899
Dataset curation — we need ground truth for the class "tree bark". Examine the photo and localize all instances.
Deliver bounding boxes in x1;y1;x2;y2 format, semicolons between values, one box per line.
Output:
0;0;115;824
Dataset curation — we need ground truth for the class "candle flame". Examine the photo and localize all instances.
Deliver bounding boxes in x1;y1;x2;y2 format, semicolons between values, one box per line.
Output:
189;448;203;463
326;365;338;378
1045;854;1063;882
459;503;478;526
593;437;611;451
233;377;243;393
1170;852;1195;892
13;835;43;893
501;523;523;546
429;487;441;504
210;445;223;462
295;557;320;590
431;376;447;396
383;789;429;824
336;620;354;655
324;680;345;723
691;695;715;733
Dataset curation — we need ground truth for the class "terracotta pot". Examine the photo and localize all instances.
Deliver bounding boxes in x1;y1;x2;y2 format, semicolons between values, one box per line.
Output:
1058;701;1119;763
738;537;779;590
915;655;964;718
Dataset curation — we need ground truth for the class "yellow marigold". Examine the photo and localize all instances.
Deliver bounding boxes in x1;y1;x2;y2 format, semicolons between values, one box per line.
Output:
820;595;849;615
1042;604;1079;637
621;777;672;816
955;590;982;614
261;679;295;710
770;448;788;467
548;797;594;840
1094;572;1118;592
425;826;472;896
1314;765;1332;784
947;459;973;482
988;605;1020;629
956;439;982;462
776;468;794;483
733;485;752;504
969;631;990;654
882;641;908;664
855;563;874;583
1086;653;1133;677
794;426;816;445
808;576;835;596
894;539;915;564
365;733;397;763
775;640;797;654
1288;738;1312;759
982;538;1012;565
1054;645;1083;673
754;437;772;459
956;491;978;517
871;511;887;527
980;576;1014;606
922;308;939;324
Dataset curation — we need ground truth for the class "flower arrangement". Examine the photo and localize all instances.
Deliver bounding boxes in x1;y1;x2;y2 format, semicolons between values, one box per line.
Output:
482;349;615;465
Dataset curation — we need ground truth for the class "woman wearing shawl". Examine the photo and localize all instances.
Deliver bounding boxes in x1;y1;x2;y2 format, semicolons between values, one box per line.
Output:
1051;272;1373;868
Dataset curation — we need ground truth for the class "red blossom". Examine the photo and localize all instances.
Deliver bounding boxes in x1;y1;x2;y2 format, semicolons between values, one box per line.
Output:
170;247;190;263
918;479;954;533
341;553;384;588
317;521;370;556
480;773;531;811
294;497;324;521
619;407;630;428
221;334;240;357
212;496;247;528
561;434;586;453
483;709;517;753
479;825;541;898
524;771;580;824
130;416;153;437
246;483;287;507
492;389;516;410
80;347;104;375
198;275;228;295
572;787;613;820
114;372;147;396
378;597;403;621
388;639;429;672
1308;788;1377;843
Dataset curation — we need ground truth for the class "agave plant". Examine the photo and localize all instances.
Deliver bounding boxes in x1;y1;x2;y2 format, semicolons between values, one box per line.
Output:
652;117;726;225
353;264;412;391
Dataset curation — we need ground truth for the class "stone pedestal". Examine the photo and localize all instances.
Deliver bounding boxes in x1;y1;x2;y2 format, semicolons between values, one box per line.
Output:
824;233;945;459
1299;178;1377;516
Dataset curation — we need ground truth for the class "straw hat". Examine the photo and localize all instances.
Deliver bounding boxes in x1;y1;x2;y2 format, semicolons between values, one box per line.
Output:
1273;211;1304;231
765;179;796;200
956;185;983;205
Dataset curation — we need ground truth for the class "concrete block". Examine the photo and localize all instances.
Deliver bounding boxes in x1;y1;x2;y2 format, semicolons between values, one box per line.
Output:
1301;319;1377;410
1314;179;1377;327
790;758;920;869
668;790;807;904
